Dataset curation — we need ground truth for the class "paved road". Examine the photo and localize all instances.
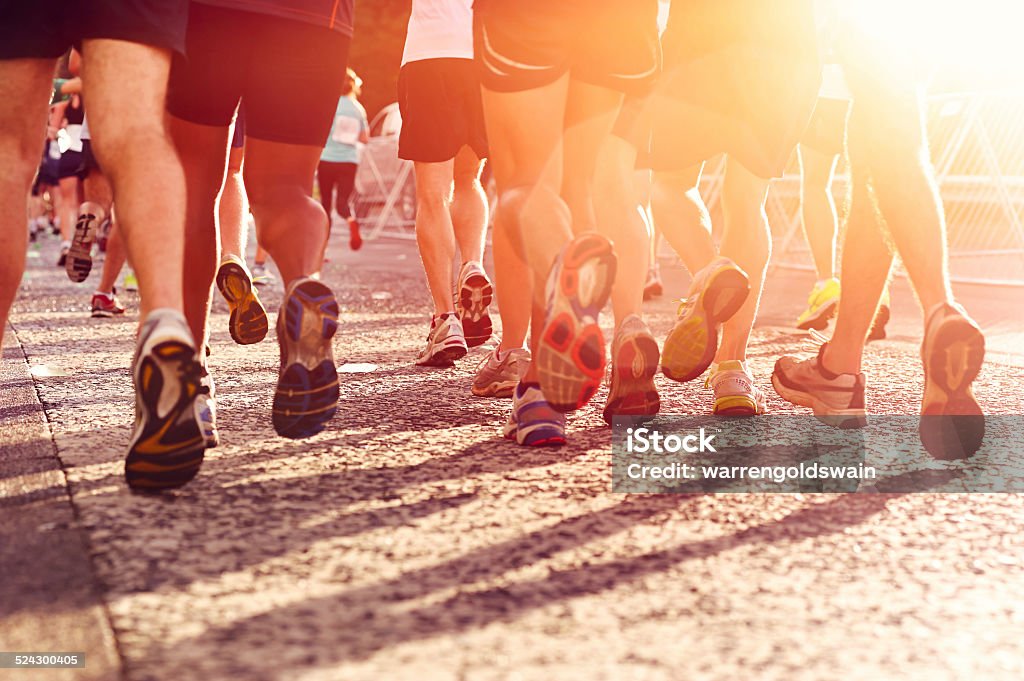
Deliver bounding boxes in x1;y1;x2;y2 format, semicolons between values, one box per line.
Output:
2;232;1023;681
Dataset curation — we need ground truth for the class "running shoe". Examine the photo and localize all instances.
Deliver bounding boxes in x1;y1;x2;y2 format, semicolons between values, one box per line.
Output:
503;382;566;447
348;217;363;251
456;261;493;348
662;256;749;384
472;346;529;398
602;314;660;425
771;342;866;428
919;301;985;459
66;203;101;283
124;310;207;490
707;360;766;417
215;254;269;345
56;244;69;268
416;313;468;367
537;233;617;412
272;277;340;439
796;278;840;330
643;265;664;301
867;287;891;342
90;292;125;318
197;366;220;448
124;271;138;292
252;264;276;287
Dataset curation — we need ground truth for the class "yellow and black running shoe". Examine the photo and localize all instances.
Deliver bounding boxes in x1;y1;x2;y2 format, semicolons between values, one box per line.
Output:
125;310;207;491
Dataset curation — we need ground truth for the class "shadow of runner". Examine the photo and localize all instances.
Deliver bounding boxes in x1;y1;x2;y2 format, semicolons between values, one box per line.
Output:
145;491;898;675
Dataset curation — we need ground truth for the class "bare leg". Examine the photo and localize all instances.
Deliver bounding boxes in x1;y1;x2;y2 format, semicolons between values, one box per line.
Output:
242;139;326;286
0;58;57;349
96;222;128;294
169;116;231;347
840;43;952;316
797;144;840;280
412;159;458;315
490;210;531;351
651;164;716;276
481;75;571;385
219;145;248;260
81;39;186;317
822;177;894;374
57;176;79;245
715;158;771;363
594;133;649;326
450;145;488;266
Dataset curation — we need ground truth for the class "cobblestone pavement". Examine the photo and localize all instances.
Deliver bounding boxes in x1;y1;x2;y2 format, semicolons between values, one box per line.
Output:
3;232;1023;681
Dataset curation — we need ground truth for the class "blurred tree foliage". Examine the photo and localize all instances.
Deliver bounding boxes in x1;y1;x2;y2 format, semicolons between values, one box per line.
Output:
351;0;411;121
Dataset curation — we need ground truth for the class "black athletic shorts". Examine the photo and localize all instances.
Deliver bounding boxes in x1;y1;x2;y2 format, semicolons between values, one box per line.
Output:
80;139;102;176
799;97;850;157
167;3;350;147
33;143;60;192
0;1;188;59
57;150;84;180
648;0;821;179
398;58;488;163
473;0;660;96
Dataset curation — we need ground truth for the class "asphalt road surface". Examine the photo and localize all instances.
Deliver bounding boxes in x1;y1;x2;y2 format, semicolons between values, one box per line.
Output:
2;230;1023;681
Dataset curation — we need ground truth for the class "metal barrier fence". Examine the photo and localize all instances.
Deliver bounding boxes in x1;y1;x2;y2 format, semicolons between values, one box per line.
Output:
351;92;1024;286
725;91;1024;287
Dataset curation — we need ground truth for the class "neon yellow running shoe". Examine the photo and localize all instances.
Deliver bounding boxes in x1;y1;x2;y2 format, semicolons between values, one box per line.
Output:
796;278;840;330
661;256;749;383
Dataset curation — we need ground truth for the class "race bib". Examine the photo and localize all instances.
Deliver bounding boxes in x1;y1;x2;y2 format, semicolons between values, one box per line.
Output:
331;116;361;146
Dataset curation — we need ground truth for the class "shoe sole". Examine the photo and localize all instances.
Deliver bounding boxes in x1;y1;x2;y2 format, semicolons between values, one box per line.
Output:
459;273;493;348
504;424;566;447
770;373;867;429
217;261;269;345
91;309;122;318
796;300;838;331
920;315;985;459
538;234;617;413
662;266;749;383
272;279;340;439
125;340;206;491
714;394;764;417
602;331;661;425
66;211;98;283
417;338;468;367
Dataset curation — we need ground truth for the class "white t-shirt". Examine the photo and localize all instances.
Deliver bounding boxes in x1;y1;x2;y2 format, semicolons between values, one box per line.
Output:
401;0;473;66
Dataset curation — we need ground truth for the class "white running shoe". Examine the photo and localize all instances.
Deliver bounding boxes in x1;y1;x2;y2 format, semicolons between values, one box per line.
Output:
416;313;468;367
708;360;767;417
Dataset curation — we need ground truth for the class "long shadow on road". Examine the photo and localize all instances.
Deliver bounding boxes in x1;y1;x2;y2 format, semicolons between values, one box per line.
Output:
144;488;899;676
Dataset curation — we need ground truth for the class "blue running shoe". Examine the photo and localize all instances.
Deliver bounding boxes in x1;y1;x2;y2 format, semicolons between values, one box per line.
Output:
272;277;340;438
503;382;566;447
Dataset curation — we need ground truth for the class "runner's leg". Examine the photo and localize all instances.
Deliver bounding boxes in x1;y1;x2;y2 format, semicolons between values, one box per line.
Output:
651;164;716;275
797;144;840;281
0;59;54;349
451;145;487;267
715;158;770;363
413;159;458;315
81;39;186;317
